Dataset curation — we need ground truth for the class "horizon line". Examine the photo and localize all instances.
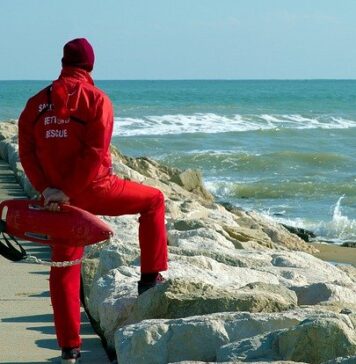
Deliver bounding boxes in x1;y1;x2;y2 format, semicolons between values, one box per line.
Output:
1;78;356;82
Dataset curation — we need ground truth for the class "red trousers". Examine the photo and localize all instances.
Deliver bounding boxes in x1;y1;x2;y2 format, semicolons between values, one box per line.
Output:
49;175;168;348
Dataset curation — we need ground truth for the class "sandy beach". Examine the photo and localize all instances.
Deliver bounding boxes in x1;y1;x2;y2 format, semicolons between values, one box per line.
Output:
311;242;356;267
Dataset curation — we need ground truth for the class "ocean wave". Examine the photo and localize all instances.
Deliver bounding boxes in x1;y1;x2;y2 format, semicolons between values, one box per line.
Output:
160;150;350;172
205;180;356;200
113;113;356;136
271;196;356;243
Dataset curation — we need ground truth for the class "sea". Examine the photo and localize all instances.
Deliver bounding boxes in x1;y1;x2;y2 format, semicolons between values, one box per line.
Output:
1;79;356;244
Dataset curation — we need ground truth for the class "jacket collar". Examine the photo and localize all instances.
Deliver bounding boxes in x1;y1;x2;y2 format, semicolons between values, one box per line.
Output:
58;67;94;85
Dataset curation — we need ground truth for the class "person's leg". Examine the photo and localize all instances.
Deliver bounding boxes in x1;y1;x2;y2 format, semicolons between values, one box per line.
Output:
49;245;84;349
135;183;168;273
73;176;168;273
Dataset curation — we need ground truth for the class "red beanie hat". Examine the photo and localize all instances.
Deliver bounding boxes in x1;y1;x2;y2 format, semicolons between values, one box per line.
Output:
61;38;95;72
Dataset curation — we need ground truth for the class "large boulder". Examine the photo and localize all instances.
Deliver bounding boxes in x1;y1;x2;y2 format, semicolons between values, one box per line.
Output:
217;315;356;364
292;282;356;307
124;280;297;326
170;169;214;202
114;310;341;364
85;231;355;350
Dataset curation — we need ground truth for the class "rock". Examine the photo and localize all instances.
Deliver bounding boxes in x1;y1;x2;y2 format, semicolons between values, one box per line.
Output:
88;269;139;347
0;139;10;161
247;211;318;253
220;201;251;216
167;227;237;252
110;149;214;202
282;224;316;242
222;224;273;248
122;155;174;182
112;160;146;183
170;169;214;202
292;282;356;307
0;131;39;197
95;242;140;278
268;251;354;288
172;219;207;231
338;266;356;283
340;308;354;315
123;280;297;327
217;316;356;363
88;237;355;350
167;246;249;268
114;310;339;364
81;258;100;307
0;120;18;141
88;252;293;349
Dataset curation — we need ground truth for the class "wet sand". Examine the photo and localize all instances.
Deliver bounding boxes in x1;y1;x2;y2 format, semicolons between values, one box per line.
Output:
310;242;356;267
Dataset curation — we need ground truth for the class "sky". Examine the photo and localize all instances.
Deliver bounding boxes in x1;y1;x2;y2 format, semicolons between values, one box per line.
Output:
1;0;356;80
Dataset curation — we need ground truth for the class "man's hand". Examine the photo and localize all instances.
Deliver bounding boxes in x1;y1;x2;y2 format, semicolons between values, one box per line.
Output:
42;187;70;212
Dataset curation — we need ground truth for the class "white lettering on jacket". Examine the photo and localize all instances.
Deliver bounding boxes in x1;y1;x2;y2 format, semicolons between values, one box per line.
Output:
44;116;70;125
45;129;68;138
38;103;53;112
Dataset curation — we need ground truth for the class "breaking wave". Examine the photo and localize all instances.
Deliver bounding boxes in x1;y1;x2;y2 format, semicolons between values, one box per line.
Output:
160;150;350;173
205;179;356;200
270;196;356;243
113;113;356;136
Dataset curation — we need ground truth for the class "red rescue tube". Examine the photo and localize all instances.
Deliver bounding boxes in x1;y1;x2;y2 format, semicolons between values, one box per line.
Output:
0;199;114;247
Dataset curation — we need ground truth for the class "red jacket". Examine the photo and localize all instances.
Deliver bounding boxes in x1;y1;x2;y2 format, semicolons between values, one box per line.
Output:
18;67;113;198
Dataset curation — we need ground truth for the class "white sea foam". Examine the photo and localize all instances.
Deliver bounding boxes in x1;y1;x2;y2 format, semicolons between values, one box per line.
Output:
312;196;356;243
270;196;356;244
205;180;356;243
113;113;356;136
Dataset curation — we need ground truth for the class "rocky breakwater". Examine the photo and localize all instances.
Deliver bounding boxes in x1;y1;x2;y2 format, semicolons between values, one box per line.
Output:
0;120;355;364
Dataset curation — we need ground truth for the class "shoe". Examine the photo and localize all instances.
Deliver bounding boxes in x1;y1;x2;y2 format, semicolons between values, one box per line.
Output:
138;273;165;295
61;347;81;364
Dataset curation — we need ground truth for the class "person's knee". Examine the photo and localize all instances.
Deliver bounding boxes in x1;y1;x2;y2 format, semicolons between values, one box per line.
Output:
139;188;165;215
151;189;165;210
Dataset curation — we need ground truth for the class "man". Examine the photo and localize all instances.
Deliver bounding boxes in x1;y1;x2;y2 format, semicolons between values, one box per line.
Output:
18;38;168;364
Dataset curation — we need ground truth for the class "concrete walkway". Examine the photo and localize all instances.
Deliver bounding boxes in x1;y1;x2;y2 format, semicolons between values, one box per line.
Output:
0;159;110;363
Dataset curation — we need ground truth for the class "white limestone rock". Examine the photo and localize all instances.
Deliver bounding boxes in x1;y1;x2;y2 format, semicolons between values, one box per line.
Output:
86;255;289;347
87;268;139;347
266;251;354;288
0;120;18;141
216;315;356;363
168;227;237;252
7;142;20;173
245;211;317;253
112;160;146;183
293;282;356;306
86;236;355;351
124;280;297;327
114;310;339;364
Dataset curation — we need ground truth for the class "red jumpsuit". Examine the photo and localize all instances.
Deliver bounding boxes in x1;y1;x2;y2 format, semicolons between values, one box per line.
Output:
18;67;168;348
